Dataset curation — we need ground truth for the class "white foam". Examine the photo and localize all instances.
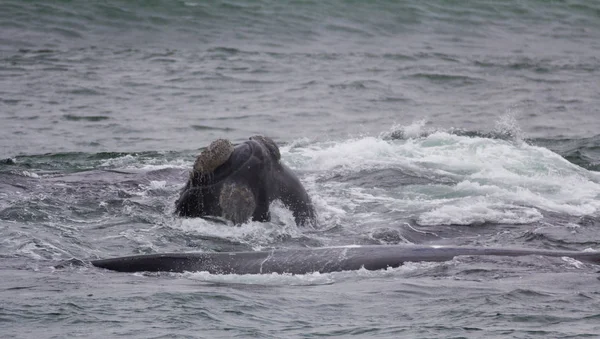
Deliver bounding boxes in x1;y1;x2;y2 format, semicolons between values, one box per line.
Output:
180;260;444;285
282;124;600;228
148;180;167;189
417;198;543;226
493;111;523;142
100;154;190;170
173;203;303;249
401;120;430;139
561;257;585;269
379;120;432;140
284;136;398;172
21;171;40;178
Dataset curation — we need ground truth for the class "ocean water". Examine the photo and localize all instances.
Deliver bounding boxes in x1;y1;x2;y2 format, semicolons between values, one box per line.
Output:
1;0;600;338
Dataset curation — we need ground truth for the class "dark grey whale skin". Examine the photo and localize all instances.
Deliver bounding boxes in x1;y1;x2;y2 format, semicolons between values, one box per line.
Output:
175;138;316;226
91;245;600;275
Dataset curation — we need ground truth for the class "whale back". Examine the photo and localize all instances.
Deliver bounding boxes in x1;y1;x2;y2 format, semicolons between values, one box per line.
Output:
91;245;600;275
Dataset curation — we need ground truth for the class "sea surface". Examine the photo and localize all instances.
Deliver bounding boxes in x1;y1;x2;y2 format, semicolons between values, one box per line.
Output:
2;0;600;338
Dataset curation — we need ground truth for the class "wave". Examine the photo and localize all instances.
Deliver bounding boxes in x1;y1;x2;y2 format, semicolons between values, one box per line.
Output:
2;123;600;265
3;121;600;228
531;135;600;172
378;119;600;173
282;122;600;231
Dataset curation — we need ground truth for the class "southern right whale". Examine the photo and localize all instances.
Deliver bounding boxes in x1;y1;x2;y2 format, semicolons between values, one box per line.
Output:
91;244;600;275
175;136;316;226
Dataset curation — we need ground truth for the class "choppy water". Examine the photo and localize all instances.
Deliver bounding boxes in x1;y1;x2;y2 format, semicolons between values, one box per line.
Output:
2;0;600;338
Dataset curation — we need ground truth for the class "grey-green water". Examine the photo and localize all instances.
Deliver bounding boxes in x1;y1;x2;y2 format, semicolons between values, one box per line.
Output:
1;0;600;338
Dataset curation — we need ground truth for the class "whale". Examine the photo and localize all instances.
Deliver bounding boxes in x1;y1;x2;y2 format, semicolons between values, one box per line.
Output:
175;136;316;226
91;245;600;275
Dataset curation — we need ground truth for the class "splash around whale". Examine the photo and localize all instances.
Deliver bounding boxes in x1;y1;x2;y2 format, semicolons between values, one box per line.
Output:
90;245;600;275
